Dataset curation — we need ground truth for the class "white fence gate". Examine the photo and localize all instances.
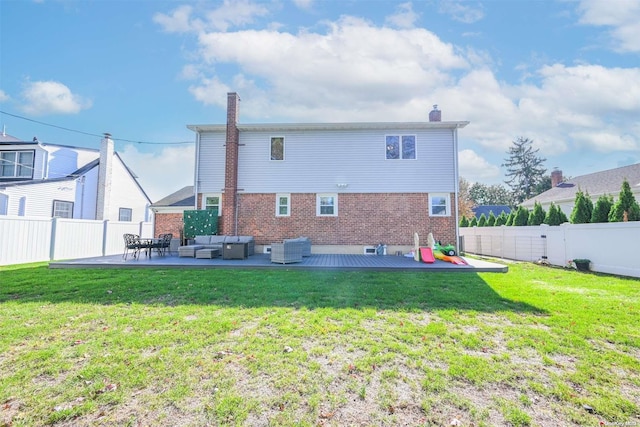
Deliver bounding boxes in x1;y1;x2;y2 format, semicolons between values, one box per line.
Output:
0;216;153;266
460;222;640;278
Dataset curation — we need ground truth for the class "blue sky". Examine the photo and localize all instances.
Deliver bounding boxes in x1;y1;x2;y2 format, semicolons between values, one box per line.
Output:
1;0;639;201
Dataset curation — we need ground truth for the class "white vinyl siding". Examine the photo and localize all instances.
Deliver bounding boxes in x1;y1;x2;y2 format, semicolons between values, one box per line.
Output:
276;193;290;216
196;133;226;194
230;128;456;194
429;193;450;216
317;193;337;216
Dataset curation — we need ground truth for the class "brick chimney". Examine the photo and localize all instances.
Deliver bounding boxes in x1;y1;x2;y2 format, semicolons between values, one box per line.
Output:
222;92;240;235
96;133;114;220
551;168;563;187
429;104;441;122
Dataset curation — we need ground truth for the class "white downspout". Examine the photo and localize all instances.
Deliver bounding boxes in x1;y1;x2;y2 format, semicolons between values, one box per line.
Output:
453;126;461;252
193;131;201;209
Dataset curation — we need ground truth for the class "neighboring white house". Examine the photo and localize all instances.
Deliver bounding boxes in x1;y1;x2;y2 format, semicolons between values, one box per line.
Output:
522;165;640;216
153;92;469;253
0;132;152;222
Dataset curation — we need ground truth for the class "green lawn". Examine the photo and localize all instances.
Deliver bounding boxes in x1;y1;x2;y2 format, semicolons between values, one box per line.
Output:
0;262;638;426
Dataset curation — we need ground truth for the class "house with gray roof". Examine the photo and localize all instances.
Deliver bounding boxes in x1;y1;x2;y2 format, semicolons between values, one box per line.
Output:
521;164;640;216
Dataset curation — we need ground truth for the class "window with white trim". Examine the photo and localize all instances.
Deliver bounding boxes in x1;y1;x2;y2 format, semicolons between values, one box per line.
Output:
317;193;338;216
276;194;290;216
385;135;416;160
52;200;74;218
270;137;284;161
119;208;133;222
0;150;34;178
429;194;450;216
202;194;221;216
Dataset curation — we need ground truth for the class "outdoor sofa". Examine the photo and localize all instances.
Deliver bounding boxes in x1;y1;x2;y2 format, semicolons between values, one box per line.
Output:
178;235;255;258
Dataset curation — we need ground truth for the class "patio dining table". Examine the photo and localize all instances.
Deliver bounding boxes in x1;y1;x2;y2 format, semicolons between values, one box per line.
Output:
138;238;162;258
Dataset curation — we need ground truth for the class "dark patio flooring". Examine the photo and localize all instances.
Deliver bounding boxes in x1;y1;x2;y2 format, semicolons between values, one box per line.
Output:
49;252;507;272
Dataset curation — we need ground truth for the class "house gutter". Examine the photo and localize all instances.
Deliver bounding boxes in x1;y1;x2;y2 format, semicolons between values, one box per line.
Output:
193;131;200;209
453;125;461;252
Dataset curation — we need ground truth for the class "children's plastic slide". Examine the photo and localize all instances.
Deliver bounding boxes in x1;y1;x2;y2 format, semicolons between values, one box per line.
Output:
419;247;435;263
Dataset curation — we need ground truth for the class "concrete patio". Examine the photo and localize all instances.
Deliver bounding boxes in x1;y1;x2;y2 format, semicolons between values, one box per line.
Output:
49;252;508;272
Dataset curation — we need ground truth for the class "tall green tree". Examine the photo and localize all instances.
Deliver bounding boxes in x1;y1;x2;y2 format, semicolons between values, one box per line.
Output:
527;202;546;225
505;211;515;226
502;137;547;203
544;203;569;225
570;190;593;224
478;213;487;227
469;216;478;227
609;179;640;222
487;211;497;226
469;182;515;206
591;194;613;223
513;206;530;226
495;211;508;226
459;216;469;227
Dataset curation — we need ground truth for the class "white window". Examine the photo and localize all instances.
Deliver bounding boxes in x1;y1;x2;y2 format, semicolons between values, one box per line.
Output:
119;208;132;222
276;193;290;216
271;137;284;161
429;193;450;216
317;193;338;216
385;135;416;160
202;194;222;216
53;200;74;218
0;150;34;178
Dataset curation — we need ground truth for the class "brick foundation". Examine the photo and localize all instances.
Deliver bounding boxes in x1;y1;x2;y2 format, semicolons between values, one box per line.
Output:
154;213;184;240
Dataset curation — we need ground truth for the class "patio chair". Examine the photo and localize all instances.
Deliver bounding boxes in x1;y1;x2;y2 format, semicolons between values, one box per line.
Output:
270;240;303;264
123;233;142;260
152;233;173;256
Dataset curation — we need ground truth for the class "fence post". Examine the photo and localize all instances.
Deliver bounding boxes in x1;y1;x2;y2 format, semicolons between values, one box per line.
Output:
102;220;109;256
49;217;58;261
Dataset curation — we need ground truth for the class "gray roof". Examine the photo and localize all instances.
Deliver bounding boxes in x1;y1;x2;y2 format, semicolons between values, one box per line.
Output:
152;186;195;207
472;205;511;218
522;163;640;206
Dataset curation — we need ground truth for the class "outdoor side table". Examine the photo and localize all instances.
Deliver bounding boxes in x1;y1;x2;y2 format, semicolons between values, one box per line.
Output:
222;242;248;260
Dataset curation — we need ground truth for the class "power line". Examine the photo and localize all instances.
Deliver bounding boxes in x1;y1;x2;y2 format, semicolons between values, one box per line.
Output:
0;110;194;145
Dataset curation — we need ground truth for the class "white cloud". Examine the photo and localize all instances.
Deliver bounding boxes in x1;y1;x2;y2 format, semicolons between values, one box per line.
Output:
160;7;640;181
577;0;640;52
458;149;501;181
438;0;484;24
0;89;9;102
154;0;269;33
20;81;91;116
385;2;419;29
292;0;313;10
119;144;195;202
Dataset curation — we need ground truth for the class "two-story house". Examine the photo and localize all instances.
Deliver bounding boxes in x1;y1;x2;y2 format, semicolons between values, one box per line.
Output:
0;132;152;222
154;92;468;253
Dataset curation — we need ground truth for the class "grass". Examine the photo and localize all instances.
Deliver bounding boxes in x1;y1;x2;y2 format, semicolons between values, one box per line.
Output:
0;261;638;426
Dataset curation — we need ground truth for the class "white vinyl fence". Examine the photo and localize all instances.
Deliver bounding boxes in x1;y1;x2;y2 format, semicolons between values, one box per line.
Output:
460;222;640;278
0;216;153;266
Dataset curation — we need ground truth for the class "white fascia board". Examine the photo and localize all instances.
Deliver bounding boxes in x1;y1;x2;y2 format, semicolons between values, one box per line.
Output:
187;121;469;133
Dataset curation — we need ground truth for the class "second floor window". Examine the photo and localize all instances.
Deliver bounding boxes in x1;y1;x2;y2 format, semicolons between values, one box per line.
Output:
1;151;34;178
271;137;284;161
385;135;416;160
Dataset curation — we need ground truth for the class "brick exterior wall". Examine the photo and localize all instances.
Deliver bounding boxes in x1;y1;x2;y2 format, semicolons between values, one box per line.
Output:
154;213;184;240
222;192;456;247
